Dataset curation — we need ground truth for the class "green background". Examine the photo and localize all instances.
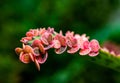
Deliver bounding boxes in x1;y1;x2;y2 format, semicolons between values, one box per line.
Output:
0;0;120;83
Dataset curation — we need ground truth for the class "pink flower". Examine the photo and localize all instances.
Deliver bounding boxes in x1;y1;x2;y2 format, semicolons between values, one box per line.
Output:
33;47;48;70
32;39;48;70
77;34;89;49
40;28;56;50
79;40;91;55
73;34;90;55
79;39;100;56
16;39;48;70
53;31;67;54
41;32;54;50
32;39;45;54
20;29;39;44
47;27;54;34
101;41;120;56
65;31;80;54
15;44;34;63
20;37;32;44
15;27;101;70
26;29;39;37
89;39;100;56
39;28;46;35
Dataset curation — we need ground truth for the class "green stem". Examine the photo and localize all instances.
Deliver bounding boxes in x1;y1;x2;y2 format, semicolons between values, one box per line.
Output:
86;49;120;72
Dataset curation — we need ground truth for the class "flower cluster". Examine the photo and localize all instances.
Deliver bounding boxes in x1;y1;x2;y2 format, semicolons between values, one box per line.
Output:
101;41;120;56
15;27;100;70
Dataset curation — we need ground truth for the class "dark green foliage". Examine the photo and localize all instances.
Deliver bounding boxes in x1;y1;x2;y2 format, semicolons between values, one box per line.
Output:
0;0;120;83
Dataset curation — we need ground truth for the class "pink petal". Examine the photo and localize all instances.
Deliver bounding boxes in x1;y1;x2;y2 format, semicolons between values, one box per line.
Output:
66;40;73;47
66;38;77;47
39;28;46;35
89;39;100;52
59;36;66;46
34;59;40;71
72;38;77;46
38;43;45;54
53;40;61;49
20;37;32;43
41;32;53;45
47;34;53;43
19;52;31;63
33;47;40;56
29;53;34;62
15;47;23;55
67;46;80;54
65;31;74;38
77;38;88;49
41;34;49;45
33;29;39;36
89;52;99;57
32;39;41;47
101;48;109;52
83;41;89;49
55;34;66;46
110;51;115;55
66;31;76;47
32;41;45;54
47;27;54;33
23;45;33;53
26;32;34;37
44;44;54;50
36;52;48;64
55;46;67;54
81;34;89;40
79;48;91;55
74;34;81;48
26;29;39;37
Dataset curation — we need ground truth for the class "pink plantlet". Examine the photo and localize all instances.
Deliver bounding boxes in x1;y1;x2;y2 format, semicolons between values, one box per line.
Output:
66;31;80;54
89;39;100;56
54;31;67;54
15;27;100;70
79;41;91;55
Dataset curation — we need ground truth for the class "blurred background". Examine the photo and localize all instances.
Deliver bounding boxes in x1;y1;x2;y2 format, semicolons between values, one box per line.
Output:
0;0;120;83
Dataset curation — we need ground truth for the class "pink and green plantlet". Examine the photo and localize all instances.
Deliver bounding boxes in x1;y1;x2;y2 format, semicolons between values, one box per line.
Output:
15;27;120;71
